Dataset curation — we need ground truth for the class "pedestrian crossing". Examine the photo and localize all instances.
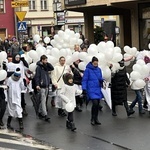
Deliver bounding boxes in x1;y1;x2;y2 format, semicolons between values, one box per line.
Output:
0;129;58;150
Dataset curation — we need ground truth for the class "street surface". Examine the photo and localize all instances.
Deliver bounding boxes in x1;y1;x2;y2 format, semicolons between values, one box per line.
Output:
0;88;150;150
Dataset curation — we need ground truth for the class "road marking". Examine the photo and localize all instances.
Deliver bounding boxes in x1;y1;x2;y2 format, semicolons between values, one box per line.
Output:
0;129;55;150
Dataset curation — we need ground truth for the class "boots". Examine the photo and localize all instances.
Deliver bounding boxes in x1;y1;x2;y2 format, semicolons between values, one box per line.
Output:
91;118;101;125
94;118;101;125
127;109;135;117
70;122;76;131
0;119;4;126
7;116;12;129
66;120;71;129
22;108;28;117
18;118;24;129
66;120;76;131
58;108;67;117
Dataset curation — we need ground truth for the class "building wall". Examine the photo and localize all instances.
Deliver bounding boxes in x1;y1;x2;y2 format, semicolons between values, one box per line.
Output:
0;0;15;39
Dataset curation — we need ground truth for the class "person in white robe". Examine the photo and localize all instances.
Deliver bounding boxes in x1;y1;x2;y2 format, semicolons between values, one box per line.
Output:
7;68;26;130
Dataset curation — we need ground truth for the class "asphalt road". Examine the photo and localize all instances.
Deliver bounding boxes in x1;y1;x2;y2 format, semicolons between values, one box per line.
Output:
1;89;150;150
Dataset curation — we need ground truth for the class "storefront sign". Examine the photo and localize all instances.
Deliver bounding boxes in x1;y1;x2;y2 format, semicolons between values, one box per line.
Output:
65;0;86;6
56;12;65;25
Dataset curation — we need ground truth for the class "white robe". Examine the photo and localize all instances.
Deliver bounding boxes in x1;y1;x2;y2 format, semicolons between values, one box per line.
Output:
59;84;82;109
7;77;26;118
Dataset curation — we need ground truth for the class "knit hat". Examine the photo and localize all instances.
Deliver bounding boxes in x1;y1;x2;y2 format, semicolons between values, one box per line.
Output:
14;68;21;77
63;73;73;86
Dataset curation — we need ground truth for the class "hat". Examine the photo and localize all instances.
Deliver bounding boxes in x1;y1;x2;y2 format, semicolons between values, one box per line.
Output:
63;73;73;86
14;68;21;77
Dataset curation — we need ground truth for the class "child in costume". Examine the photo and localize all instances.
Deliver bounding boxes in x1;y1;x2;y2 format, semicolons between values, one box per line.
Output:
7;68;26;129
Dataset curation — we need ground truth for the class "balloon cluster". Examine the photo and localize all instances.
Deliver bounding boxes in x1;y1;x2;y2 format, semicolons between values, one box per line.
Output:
26;29;139;82
130;52;150;89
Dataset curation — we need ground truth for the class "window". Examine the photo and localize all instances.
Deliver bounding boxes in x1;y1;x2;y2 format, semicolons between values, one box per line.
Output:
29;0;36;10
41;0;47;10
0;0;4;13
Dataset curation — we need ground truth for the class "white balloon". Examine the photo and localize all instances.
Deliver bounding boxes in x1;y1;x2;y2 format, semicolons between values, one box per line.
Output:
28;50;38;60
148;43;150;49
63;34;70;43
79;52;88;61
77;39;83;45
44;37;50;44
47;55;58;65
85;55;93;63
66;56;73;65
98;41;106;52
78;62;86;71
111;63;120;73
51;39;57;47
102;66;111;81
87;47;98;56
47;46;52;50
65;102;74;112
60;49;68;57
72;51;79;62
132;64;142;72
104;48;114;61
46;49;51;55
58;30;64;38
130;71;142;81
36;46;46;57
141;65;150;78
0;70;7;81
29;63;37;72
70;38;77;45
69;30;75;37
33;34;40;43
136;59;145;65
65;29;71;35
54;34;60;42
106;41;114;48
114;47;121;53
112;53;123;63
51;48;60;58
134;79;146;88
75;33;80;39
130;47;137;56
66;48;72;56
0;51;7;63
124;45;131;53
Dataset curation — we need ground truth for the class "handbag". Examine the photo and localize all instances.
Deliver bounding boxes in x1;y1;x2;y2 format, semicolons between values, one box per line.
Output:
51;66;65;92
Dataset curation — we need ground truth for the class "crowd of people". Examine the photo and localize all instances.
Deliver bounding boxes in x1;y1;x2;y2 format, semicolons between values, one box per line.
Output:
0;34;149;133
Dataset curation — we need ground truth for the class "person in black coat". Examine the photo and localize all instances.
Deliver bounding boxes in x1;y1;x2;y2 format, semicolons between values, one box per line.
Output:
0;80;6;127
70;60;83;112
34;55;54;121
111;59;134;117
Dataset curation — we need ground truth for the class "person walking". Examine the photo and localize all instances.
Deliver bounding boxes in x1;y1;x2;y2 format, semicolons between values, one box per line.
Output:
7;54;29;116
34;55;54;121
7;68;26;130
59;73;82;131
51;56;72;117
70;60;83;112
111;59;135;117
82;56;104;125
0;80;7;128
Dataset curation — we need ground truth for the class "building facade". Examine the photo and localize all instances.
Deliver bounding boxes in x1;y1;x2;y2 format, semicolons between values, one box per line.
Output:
0;0;15;40
63;0;150;49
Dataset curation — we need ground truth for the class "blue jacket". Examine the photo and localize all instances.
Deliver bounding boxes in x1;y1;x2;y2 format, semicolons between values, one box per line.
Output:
82;62;103;100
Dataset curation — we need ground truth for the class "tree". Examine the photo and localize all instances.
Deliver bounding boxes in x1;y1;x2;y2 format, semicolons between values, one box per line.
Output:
94;26;105;44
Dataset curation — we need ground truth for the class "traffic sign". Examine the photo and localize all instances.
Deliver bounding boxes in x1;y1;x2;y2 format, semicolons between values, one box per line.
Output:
15;11;27;21
11;1;29;8
17;22;27;31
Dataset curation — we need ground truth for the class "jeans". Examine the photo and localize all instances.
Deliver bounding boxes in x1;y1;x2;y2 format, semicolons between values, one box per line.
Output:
39;88;49;116
130;90;143;112
68;112;73;122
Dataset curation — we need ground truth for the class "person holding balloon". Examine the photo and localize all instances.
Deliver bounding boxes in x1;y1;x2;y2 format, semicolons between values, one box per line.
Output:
59;73;82;131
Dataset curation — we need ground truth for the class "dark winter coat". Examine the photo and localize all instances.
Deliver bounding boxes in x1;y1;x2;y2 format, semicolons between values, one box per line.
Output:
82;62;103;100
34;61;54;88
111;67;130;105
0;81;6;111
71;63;83;85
